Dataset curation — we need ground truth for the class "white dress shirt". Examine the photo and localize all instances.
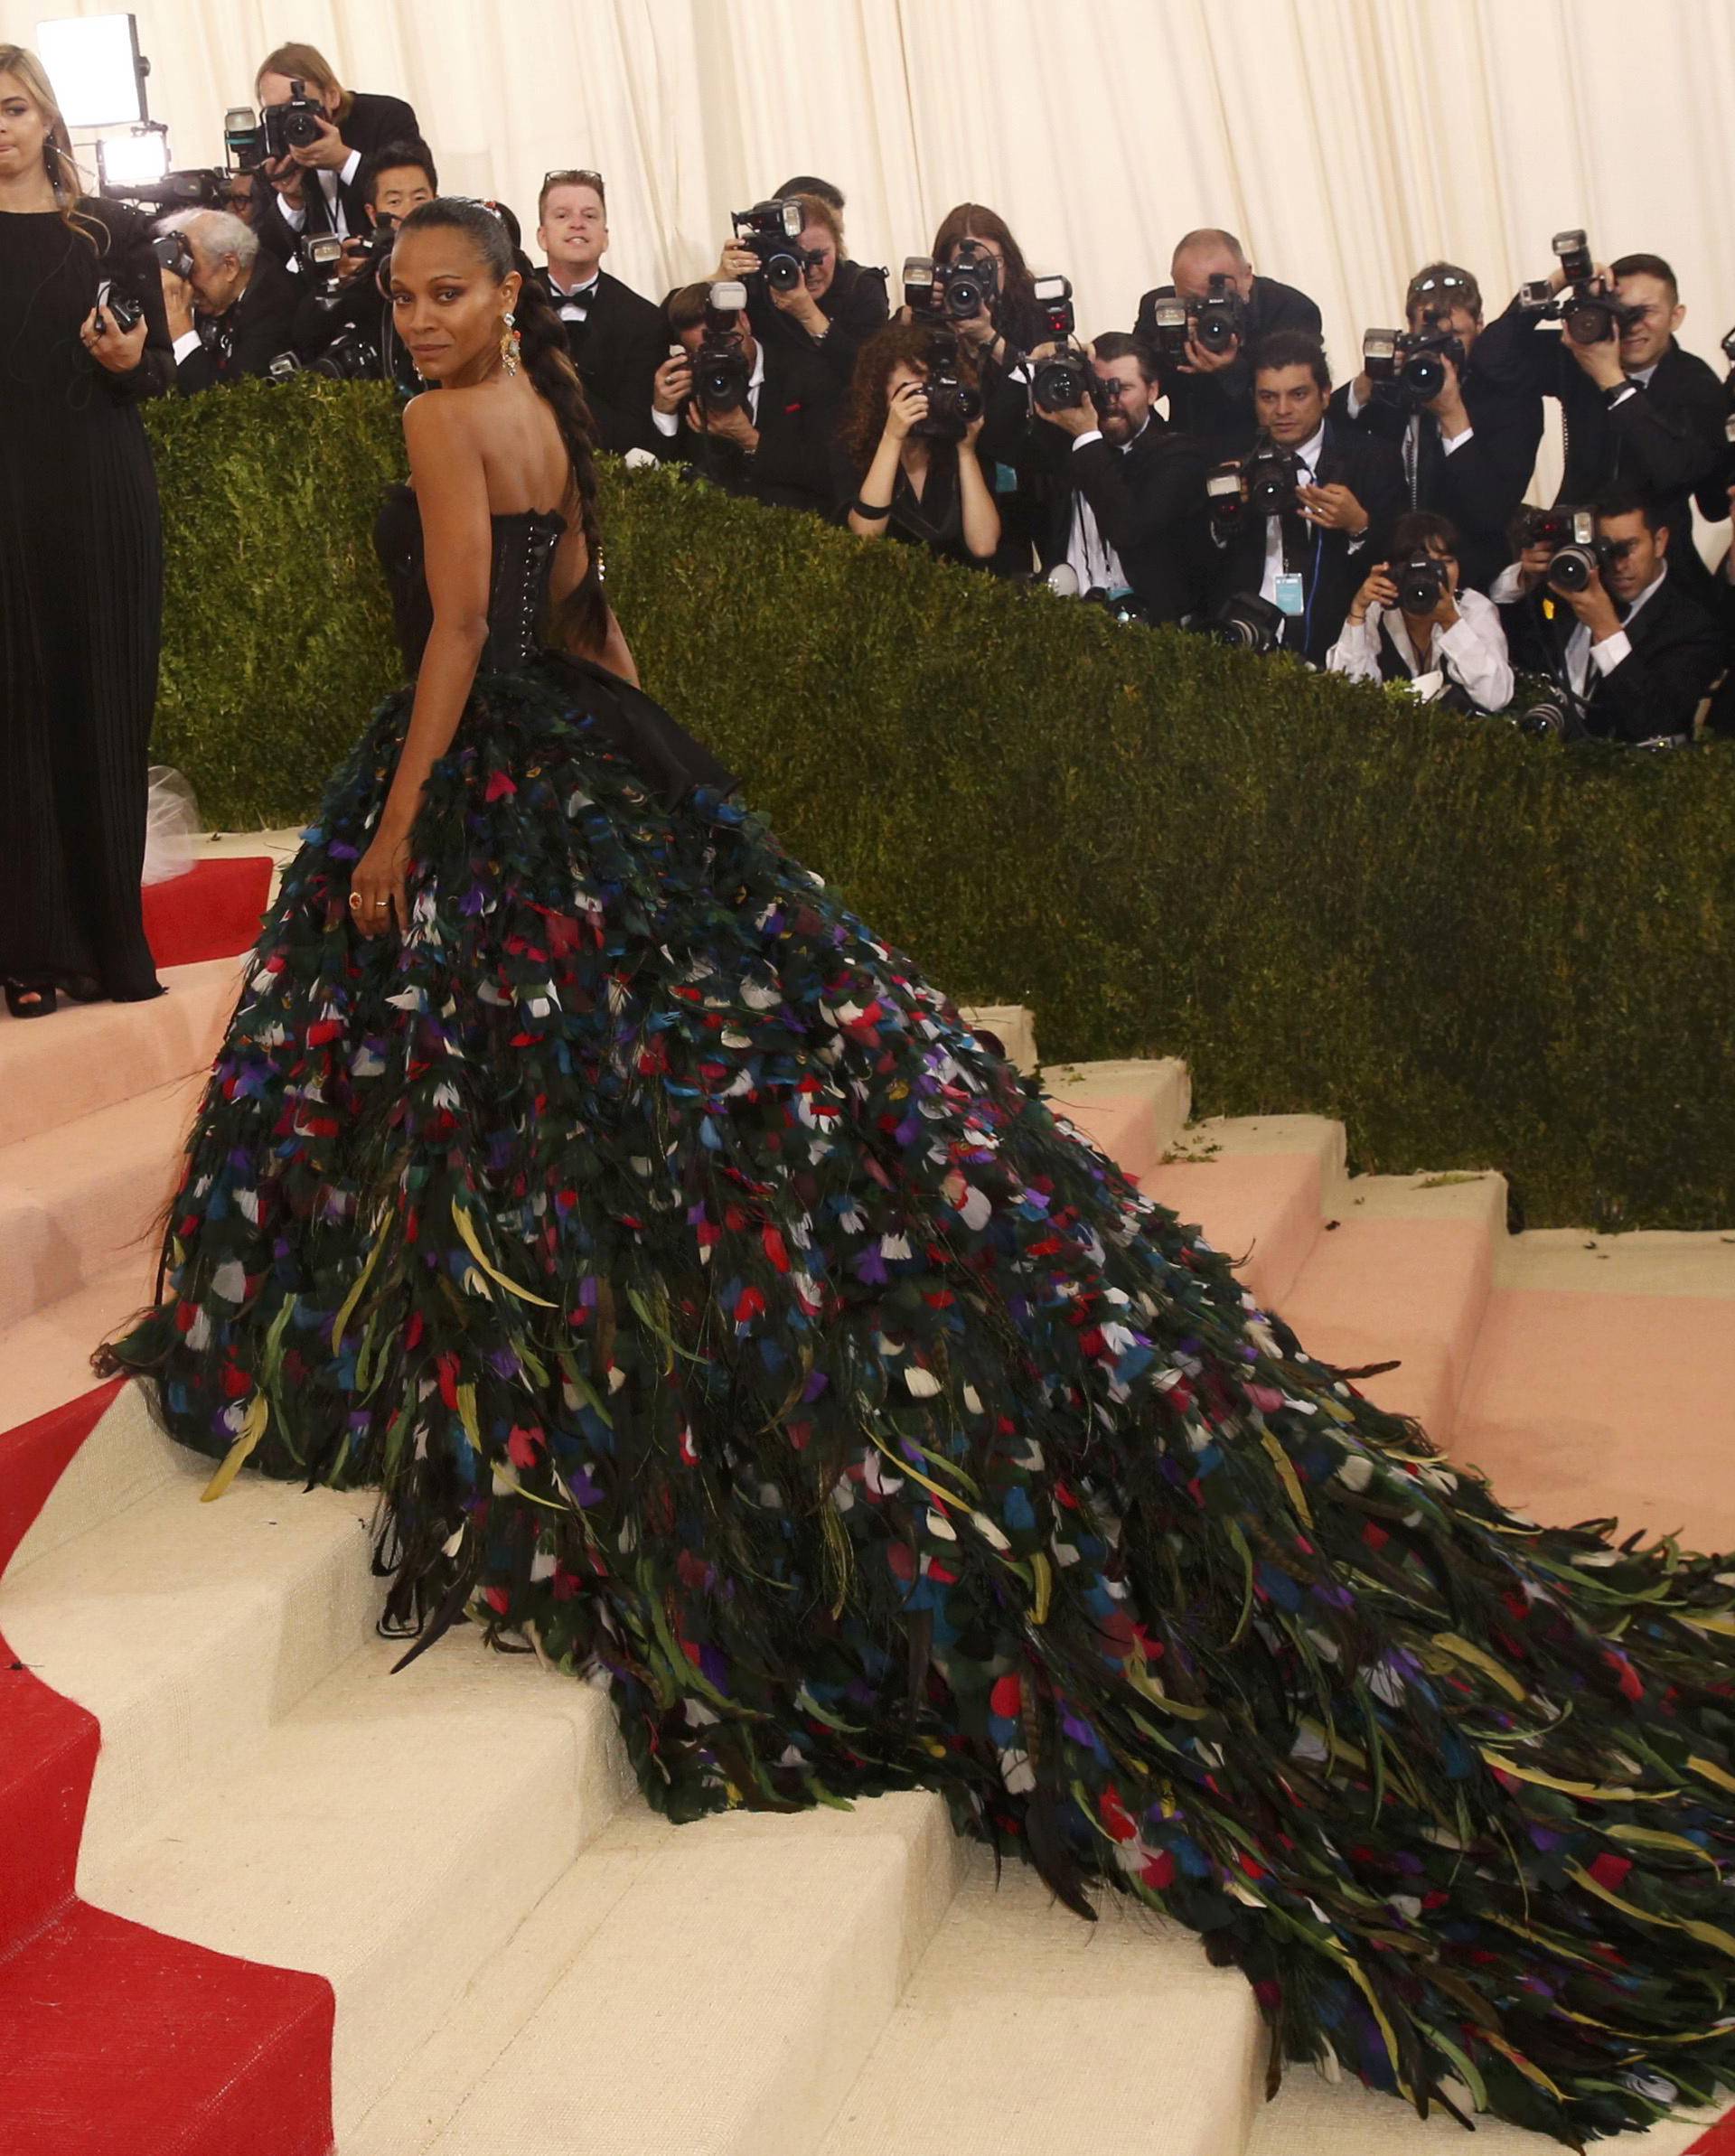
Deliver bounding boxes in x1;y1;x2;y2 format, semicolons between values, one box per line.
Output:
273;150;364;239
1260;421;1327;605
1563;561;1667;696
549;268;601;327
1061;415;1149;594
652;342;766;436
1325;586;1514;710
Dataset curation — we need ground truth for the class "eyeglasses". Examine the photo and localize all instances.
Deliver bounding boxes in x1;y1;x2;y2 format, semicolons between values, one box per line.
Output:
542;167;605;202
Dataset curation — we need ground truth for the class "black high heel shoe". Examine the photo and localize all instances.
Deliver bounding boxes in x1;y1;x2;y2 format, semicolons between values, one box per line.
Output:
5;980;58;1018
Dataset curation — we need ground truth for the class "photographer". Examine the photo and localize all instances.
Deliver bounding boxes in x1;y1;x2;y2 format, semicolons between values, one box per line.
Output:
1209;332;1404;663
1135;230;1322;458
1331;264;1543;594
1495;488;1721;744
650;281;842;519
1031;333;1208;623
1327;511;1513;711
288;139;436;386
250;42;419;269
723;192;889;393
536;168;664;455
1477;248;1724;608
839;324;999;566
156;208;300;393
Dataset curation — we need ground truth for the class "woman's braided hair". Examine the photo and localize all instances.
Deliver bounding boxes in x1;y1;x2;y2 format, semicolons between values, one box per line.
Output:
397;196;606;651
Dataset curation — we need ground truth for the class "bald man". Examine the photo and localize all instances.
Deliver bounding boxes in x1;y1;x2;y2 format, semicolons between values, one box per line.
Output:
1134;228;1321;456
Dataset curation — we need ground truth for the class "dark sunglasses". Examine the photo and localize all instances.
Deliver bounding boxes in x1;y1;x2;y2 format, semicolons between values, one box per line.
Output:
543;167;605;201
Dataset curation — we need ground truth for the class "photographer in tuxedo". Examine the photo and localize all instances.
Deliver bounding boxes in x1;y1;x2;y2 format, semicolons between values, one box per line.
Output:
537;168;663;455
651;281;843;519
1476;248;1725;608
289;139;436;386
1495;488;1721;744
1210;332;1405;664
156;208;300;392
1330;264;1542;594
250;42;419;271
1135;229;1322;457
1031;333;1209;623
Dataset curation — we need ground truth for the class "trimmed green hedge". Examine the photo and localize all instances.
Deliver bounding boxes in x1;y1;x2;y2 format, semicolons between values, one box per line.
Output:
144;378;1735;1232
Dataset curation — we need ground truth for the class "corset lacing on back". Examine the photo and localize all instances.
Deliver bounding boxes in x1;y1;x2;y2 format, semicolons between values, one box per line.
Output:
372;483;567;675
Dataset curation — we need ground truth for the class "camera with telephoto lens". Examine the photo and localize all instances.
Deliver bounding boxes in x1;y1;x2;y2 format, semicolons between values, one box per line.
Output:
936;241;999;323
1520;230;1646;347
1029;277;1093;412
267;321;383;384
731;200;814;294
261;79;326;162
1363;323;1465;408
693;280;753;415
1389;552;1448;616
1191;273;1246;354
1149;293;1190;367
1243;437;1300;518
912;330;984;442
1207;592;1285;655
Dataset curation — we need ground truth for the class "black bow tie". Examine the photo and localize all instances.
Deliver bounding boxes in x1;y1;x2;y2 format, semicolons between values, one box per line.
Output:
554;276;599;305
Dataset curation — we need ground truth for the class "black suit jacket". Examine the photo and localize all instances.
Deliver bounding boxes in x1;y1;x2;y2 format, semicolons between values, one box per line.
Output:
542;267;666;455
1211;418;1406;663
1035;415;1210;623
1476;303;1725;602
1134;275;1323;456
1499;568;1722;742
652;342;843;519
256;90;421;267
1326;363;1543;594
753;257;891;397
176;251;302;392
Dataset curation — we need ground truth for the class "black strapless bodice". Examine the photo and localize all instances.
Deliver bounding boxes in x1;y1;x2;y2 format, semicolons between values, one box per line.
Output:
373;483;566;675
368;483;740;809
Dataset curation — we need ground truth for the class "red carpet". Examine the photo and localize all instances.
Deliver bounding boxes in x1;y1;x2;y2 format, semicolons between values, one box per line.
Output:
143;857;274;970
0;1382;334;2156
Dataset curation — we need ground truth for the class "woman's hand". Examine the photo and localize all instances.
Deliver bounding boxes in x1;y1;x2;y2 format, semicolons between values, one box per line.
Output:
80;304;150;375
1346;564;1395;627
884;380;928;441
348;824;412;940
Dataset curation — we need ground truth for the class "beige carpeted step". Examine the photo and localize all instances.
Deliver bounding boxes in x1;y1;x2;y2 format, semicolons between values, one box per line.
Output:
349;1790;962;2156
1041;1055;1192;1186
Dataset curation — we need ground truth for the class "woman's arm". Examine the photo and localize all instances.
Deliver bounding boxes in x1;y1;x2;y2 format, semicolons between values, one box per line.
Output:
347;395;490;935
955;427;1001;560
848;426;905;539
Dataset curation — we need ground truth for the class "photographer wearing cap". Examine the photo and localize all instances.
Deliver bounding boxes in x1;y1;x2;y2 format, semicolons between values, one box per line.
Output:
288;139;436;387
839;324;999;566
1331;264;1542;595
1477;247;1724;609
651;280;842;520
156;208;300;393
1494;488;1721;744
1327;511;1513;712
536;169;663;455
1209;331;1404;664
1135;230;1322;458
1031;333;1208;623
250;42;419;268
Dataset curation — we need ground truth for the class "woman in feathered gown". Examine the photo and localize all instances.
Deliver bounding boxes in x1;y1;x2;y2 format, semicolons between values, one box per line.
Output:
95;199;1735;2149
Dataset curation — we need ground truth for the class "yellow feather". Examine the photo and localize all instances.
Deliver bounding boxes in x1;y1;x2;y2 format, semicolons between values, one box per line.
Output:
451;1198;557;1307
201;1393;269;1503
1430;1632;1527;1703
1688;1753;1735;1795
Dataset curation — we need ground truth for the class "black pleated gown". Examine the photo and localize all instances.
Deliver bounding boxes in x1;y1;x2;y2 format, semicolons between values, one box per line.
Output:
0;196;173;1003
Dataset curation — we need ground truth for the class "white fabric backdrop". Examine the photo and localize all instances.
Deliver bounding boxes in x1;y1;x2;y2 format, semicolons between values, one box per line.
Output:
11;0;1734;536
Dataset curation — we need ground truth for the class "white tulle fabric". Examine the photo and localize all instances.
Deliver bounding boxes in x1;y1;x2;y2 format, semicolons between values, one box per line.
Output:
142;765;201;886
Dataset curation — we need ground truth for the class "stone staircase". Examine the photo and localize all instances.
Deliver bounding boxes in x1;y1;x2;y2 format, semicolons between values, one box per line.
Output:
2;950;1730;2156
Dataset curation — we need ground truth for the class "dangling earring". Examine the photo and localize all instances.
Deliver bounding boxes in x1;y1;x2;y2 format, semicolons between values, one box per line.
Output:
500;309;520;379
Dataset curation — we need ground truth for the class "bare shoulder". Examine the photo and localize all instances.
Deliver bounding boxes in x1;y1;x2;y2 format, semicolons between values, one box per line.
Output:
402;389;473;443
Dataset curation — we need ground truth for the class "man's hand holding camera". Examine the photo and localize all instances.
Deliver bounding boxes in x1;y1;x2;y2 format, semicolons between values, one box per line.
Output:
652;351;693;417
287;110;352;174
1550;558;1623;640
689;398;760;453
1177;325;1239;377
1421;349;1472;437
158;263;196;342
1297;482;1369;535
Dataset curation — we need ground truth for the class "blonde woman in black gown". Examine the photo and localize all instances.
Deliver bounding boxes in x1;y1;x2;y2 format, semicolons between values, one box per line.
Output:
0;45;171;1018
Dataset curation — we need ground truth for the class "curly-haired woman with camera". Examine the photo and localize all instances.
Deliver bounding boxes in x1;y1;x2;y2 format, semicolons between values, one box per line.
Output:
841;323;1000;565
0;44;173;1018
